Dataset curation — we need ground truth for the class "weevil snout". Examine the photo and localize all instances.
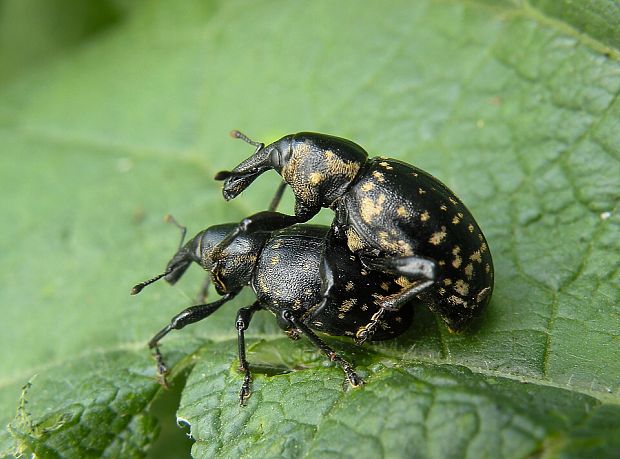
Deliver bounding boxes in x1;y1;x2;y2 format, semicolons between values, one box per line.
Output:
215;132;293;200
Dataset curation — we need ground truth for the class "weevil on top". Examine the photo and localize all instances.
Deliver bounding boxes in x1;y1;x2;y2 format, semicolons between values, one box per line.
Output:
214;131;494;340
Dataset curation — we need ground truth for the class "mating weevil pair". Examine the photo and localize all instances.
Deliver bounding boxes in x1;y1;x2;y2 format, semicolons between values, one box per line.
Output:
132;131;494;404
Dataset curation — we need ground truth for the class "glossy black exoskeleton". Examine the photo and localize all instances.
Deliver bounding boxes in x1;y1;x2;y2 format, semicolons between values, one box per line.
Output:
131;222;418;404
215;131;494;340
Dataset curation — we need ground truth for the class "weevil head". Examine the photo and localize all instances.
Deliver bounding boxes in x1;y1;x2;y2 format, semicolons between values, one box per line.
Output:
162;229;212;285
217;132;368;211
216;135;294;201
131;222;267;296
186;223;269;294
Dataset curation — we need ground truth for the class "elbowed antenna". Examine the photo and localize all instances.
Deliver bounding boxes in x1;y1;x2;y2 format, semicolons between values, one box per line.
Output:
130;266;176;295
131;214;190;295
165;214;187;250
230;130;263;149
215;130;266;181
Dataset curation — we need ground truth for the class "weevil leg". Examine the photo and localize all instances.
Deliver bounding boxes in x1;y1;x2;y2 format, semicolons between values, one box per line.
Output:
280;310;364;388
268;180;287;212
164;214;187;250
359;253;437;282
196;275;211;303
212;210;313;264
148;291;238;387
355;254;437;344
236;301;264;405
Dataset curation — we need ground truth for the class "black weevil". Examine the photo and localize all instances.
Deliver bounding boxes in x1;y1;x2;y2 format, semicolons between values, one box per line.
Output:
215;131;494;340
131;221;419;404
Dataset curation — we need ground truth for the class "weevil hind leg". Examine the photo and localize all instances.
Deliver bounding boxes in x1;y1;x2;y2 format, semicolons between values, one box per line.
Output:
355;253;437;344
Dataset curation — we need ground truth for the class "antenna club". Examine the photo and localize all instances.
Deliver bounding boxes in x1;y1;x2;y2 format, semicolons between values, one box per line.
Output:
229;129;262;148
130;267;175;296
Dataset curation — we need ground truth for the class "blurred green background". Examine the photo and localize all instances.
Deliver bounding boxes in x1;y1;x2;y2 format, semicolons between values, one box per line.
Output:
1;0;619;457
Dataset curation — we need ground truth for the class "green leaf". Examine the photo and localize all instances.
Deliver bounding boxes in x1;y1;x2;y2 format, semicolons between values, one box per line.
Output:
1;0;619;458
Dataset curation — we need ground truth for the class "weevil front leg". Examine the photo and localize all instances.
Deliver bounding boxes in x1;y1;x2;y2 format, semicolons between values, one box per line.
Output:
195;275;211;303
148;292;238;387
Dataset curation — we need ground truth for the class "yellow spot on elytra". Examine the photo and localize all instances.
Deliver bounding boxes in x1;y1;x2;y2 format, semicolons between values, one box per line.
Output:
395;276;414;288
379;161;393;170
338;313;345;319
418;187;426;195
452;215;461;224
309;172;324;186
271;255;280;265
345;281;354;291
452;256;462;269
429;226;447;245
464;263;474;279
438;287;446;295
440;204;448;211
397;206;410;217
339;298;357;312
361;194;386;223
378;231;413;255
361;304;369;311
448;295;465;305
449;197;458;205
346;228;365;252
481;242;488;253
361;181;374;192
372;171;385;182
443;278;452;286
468;224;475;233
380;282;390;291
452;247;463;267
420;210;430;222
485;263;491;273
411;171;419;177
454;279;469;296
470;251;482;263
438;260;446;266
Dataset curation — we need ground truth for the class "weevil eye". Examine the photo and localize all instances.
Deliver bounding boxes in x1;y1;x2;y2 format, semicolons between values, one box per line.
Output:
269;137;293;172
270;146;283;169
